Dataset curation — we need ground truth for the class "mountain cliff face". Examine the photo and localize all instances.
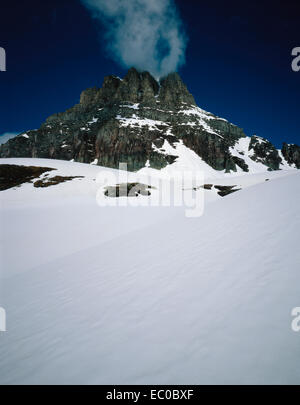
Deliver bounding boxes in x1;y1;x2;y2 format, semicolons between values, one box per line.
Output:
1;67;299;172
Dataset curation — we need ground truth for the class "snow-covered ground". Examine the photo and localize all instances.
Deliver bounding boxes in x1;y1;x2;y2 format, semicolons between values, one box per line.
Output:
0;158;300;384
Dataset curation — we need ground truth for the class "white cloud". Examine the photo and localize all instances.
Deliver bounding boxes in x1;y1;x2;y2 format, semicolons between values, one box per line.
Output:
81;0;187;78
0;132;19;145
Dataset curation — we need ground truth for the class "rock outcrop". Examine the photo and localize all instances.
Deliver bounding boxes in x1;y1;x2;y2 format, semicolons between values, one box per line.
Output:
281;143;300;169
249;135;282;171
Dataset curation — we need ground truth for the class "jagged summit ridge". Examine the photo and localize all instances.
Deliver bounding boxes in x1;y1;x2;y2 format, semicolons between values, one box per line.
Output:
0;68;299;172
79;68;195;107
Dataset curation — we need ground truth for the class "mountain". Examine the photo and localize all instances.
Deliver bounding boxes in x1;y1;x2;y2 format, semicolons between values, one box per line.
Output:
1;67;299;172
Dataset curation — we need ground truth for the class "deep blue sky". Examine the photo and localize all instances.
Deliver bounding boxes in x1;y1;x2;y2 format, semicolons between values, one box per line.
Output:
0;0;299;147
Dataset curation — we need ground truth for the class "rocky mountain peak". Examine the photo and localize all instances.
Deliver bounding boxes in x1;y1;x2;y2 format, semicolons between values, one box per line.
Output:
1;67;299;173
159;72;196;106
79;68;194;108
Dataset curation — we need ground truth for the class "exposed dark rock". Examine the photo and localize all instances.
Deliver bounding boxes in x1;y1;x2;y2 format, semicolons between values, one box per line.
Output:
202;184;213;190
217;188;241;197
159;72;196;106
104;183;152;197
214;185;237;191
214;185;241;197
232;156;249;172
249;135;282;170
0;164;55;191
281;143;300;168
34;175;84;188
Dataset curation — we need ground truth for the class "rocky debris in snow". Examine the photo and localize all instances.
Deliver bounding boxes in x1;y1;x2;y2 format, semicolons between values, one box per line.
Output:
189;183;241;197
0;164;55;191
104;183;152;197
34;175;84;188
214;185;241;197
202;184;213;190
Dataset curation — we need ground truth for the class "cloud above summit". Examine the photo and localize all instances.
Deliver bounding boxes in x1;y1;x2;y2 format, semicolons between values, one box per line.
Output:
81;0;187;78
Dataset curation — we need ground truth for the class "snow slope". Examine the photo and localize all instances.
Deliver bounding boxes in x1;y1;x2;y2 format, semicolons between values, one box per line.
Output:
0;158;300;384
